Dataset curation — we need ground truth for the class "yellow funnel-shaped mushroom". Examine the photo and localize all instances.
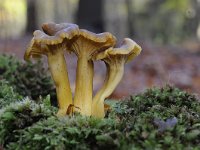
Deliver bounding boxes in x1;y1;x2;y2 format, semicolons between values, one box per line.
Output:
68;29;116;116
92;38;142;118
24;23;79;116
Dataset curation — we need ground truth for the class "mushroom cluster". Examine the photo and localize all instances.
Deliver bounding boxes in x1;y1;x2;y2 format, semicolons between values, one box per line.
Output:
24;22;142;118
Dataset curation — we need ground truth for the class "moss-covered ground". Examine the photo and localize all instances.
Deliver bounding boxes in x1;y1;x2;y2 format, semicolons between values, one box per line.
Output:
0;55;200;150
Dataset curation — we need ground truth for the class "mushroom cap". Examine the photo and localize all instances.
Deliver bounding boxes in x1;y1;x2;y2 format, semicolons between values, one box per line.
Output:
80;29;116;44
24;22;117;61
93;38;142;63
35;23;79;45
68;29;117;56
42;22;79;36
42;24;116;45
24;23;80;61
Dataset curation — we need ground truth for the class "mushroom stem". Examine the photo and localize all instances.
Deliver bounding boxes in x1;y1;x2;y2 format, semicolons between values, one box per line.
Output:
74;57;93;116
92;63;124;118
47;48;73;116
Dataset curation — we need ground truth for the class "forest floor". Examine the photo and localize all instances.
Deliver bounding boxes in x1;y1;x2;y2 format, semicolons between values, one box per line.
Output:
1;36;200;99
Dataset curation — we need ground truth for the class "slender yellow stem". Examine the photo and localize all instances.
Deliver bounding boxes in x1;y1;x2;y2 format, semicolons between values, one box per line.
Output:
74;57;93;116
92;64;124;118
92;65;109;116
47;49;73;116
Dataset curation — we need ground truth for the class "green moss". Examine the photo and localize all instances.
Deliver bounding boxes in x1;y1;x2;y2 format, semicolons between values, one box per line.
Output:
6;116;121;150
0;85;199;150
0;96;56;146
0;80;22;108
112;85;200;149
0;55;19;77
0;54;56;102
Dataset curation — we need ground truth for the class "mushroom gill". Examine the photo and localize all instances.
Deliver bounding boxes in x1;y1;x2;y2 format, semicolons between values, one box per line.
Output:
91;38;142;118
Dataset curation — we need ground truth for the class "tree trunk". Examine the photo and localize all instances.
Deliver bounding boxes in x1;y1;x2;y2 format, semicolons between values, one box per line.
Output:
26;0;36;33
125;0;134;37
77;0;104;33
103;0;128;41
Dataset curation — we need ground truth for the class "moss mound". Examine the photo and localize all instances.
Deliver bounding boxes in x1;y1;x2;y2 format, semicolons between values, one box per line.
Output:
0;55;56;101
0;80;22;108
0;85;199;150
113;86;200;149
0;96;56;147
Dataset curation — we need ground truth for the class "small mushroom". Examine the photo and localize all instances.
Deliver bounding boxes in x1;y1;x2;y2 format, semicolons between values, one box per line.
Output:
42;22;78;37
92;38;142;118
68;29;116;116
24;23;79;116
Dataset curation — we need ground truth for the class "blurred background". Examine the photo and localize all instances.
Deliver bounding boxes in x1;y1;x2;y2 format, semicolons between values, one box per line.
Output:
0;0;200;98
